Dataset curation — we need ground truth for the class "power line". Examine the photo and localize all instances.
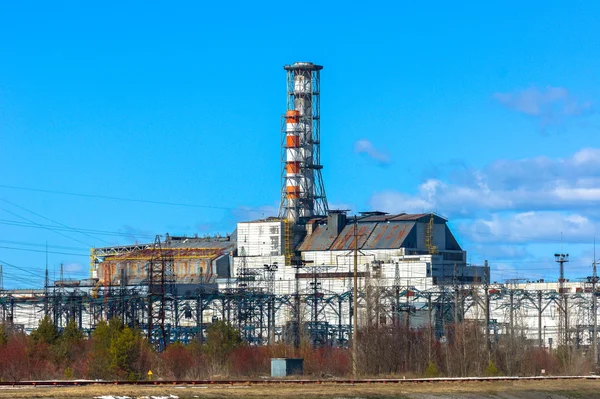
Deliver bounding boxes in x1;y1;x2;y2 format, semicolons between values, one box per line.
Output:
0;245;88;257
0;207;94;248
0;197;111;245
0;258;44;279
0;183;265;212
0;218;154;239
0;239;85;251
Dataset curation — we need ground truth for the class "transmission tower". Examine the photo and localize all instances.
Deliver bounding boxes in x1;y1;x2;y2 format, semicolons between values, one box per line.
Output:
148;235;174;350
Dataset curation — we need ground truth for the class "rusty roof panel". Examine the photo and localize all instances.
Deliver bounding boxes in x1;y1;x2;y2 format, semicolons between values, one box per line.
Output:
329;223;378;251
297;223;339;251
363;221;415;249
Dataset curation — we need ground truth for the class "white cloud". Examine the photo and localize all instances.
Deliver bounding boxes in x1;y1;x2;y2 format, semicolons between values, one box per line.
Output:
370;148;600;217
354;139;391;165
493;86;593;127
458;211;597;244
62;262;85;274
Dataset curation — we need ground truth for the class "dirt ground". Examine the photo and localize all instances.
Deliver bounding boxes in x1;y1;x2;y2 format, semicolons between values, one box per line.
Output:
0;379;598;399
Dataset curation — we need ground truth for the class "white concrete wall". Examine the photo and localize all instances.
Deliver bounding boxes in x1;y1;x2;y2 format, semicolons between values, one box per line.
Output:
237;221;283;257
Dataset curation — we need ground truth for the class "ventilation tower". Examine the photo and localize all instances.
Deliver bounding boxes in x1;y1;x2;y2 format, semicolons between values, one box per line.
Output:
279;62;328;224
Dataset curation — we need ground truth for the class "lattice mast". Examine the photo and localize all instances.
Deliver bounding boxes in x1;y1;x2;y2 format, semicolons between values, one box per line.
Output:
279;62;328;223
147;235;174;350
555;252;569;347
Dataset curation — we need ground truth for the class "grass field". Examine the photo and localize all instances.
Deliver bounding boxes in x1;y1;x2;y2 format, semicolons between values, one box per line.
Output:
0;379;599;399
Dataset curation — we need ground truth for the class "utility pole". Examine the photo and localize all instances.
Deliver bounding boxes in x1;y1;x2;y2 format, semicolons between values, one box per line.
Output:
293;258;302;350
537;291;543;348
394;262;401;328
44;263;49;317
593;239;598;364
484;261;491;360
555;253;569;347
352;215;358;376
509;290;515;341
44;242;49;317
453;262;459;325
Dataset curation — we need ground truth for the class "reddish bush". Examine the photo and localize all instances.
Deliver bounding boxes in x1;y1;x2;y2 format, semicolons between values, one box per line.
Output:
161;342;194;379
229;345;270;376
303;346;351;376
0;334;29;381
522;347;560;376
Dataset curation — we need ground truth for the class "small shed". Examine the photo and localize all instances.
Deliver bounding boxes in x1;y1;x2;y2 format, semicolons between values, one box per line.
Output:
271;358;304;377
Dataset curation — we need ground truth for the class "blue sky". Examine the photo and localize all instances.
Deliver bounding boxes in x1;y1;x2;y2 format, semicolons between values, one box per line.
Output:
1;1;600;288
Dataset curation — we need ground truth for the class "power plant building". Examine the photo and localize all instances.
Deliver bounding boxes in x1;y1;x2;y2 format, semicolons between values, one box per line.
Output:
2;61;594;355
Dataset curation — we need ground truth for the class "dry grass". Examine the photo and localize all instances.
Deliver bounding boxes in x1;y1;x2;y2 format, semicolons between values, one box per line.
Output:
0;379;598;398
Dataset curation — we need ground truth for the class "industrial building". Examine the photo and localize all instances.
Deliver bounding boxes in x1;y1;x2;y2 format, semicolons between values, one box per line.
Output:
92;234;235;285
1;62;598;358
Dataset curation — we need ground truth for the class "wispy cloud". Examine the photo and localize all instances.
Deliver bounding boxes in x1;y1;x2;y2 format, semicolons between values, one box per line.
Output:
354;139;391;165
62;262;86;275
369;148;600;253
370;148;600;218
493;86;593;127
458;211;596;244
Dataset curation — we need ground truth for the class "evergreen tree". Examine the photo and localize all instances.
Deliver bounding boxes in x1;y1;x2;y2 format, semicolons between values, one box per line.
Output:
55;320;84;369
485;360;500;376
110;327;139;379
31;316;58;345
87;319;124;379
204;320;242;371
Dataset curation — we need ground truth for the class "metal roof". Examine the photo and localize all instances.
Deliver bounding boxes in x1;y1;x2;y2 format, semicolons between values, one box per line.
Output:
330;222;378;250
363;221;415;249
297;222;339;251
297;213;447;252
299;221;415;251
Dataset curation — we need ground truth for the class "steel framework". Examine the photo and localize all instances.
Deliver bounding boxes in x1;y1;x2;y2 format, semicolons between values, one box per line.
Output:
279;62;328;223
2;274;599;358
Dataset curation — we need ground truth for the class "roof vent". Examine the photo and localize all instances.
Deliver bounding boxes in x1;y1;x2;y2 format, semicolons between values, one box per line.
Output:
327;212;347;235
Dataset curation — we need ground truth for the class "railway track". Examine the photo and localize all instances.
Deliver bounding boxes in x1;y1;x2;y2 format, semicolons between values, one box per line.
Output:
0;375;598;387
